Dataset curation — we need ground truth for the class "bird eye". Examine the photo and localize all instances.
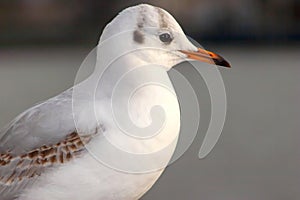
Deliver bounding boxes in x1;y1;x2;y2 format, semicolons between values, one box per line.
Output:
159;33;173;44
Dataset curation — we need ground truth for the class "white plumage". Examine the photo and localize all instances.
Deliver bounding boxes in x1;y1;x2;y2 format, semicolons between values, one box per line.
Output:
0;4;229;200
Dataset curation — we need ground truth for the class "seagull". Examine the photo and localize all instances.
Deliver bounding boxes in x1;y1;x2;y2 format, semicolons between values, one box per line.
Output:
0;4;230;200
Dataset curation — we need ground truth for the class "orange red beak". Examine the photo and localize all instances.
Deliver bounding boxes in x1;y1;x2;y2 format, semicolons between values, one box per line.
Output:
180;48;231;68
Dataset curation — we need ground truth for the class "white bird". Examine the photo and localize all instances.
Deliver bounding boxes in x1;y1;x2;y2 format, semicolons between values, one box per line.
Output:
0;4;230;200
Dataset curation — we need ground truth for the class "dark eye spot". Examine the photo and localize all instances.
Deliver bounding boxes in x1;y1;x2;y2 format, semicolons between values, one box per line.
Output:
159;33;172;44
133;30;144;44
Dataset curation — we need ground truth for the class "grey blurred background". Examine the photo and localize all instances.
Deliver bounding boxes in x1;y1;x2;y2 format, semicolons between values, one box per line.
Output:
0;0;299;199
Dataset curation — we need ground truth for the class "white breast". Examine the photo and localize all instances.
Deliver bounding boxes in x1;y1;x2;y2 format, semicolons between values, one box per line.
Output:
17;66;180;200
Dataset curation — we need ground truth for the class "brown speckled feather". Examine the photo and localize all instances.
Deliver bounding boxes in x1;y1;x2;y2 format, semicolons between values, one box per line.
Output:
0;132;92;186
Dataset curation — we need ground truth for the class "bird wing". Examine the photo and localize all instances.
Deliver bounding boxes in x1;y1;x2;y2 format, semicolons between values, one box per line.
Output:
0;89;75;154
0;88;96;199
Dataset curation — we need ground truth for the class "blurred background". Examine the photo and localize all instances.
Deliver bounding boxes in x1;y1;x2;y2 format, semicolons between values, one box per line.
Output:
0;0;299;46
0;0;299;200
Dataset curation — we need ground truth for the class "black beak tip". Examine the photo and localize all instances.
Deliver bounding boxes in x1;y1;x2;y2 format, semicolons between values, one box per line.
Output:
214;58;231;68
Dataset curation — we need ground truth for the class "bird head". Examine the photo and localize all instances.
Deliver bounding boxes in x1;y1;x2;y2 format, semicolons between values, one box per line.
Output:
99;4;230;70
